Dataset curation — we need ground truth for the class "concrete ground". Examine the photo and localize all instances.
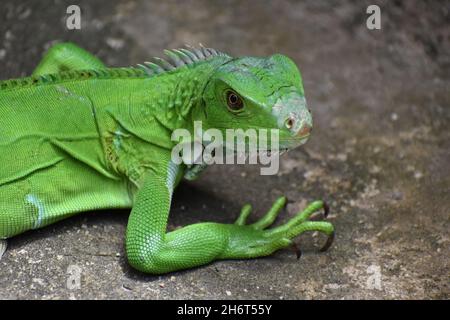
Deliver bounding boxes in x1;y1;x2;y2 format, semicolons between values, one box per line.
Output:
0;0;448;299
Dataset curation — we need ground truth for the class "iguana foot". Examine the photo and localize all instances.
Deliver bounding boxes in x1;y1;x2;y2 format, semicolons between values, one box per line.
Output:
0;240;7;261
126;173;335;274
219;197;334;260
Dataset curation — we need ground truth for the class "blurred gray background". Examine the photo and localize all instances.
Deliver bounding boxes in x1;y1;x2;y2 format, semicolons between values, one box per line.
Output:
0;0;448;299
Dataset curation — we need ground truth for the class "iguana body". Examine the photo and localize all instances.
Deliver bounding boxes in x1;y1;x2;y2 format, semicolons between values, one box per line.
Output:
0;43;334;274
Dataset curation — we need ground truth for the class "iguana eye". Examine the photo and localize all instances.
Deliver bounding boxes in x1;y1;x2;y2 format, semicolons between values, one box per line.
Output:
226;90;244;112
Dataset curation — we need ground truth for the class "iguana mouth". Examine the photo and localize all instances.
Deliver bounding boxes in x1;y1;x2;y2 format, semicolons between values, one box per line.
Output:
256;148;289;157
278;135;310;150
223;146;290;155
235;148;291;158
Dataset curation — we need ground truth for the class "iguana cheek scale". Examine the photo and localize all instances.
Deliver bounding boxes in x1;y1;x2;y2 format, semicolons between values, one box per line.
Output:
0;42;334;274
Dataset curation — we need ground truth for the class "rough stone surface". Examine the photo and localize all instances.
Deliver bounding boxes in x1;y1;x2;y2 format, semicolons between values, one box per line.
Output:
0;0;448;299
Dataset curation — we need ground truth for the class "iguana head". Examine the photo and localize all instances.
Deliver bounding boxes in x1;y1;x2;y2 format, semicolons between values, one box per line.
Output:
202;54;312;152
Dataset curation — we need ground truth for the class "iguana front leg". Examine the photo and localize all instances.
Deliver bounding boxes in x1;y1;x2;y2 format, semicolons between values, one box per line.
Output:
32;42;105;76
126;164;334;274
126;166;230;273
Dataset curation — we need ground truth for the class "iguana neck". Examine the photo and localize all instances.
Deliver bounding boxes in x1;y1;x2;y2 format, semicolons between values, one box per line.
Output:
139;55;232;133
100;57;233;184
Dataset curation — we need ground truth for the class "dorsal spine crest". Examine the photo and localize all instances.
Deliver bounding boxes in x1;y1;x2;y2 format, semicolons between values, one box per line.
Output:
0;45;229;91
0;67;147;91
137;45;229;77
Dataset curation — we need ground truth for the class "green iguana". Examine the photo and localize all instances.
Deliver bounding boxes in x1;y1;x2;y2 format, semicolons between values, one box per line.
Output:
0;43;334;274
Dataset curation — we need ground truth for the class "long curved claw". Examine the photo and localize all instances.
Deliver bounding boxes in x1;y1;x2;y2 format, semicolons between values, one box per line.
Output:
291;241;302;260
319;231;335;252
323;201;330;218
0;240;7;261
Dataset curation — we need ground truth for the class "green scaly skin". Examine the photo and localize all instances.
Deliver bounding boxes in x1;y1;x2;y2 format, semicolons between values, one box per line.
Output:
0;43;334;274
